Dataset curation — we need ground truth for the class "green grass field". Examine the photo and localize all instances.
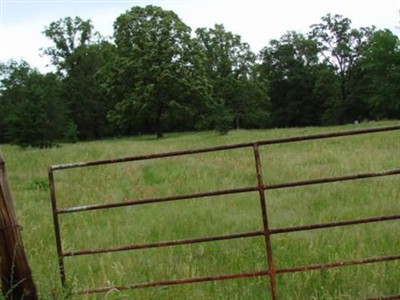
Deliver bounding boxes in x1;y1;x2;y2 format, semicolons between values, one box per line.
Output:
1;121;399;299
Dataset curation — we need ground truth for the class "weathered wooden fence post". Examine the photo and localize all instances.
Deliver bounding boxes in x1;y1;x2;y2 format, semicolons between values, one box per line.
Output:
0;151;37;300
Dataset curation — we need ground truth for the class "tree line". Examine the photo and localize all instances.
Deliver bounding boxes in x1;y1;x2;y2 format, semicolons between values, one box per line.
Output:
1;5;399;147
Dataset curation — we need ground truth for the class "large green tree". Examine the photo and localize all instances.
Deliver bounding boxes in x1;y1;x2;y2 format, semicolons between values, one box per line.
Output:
108;5;210;138
309;14;373;122
0;61;74;148
62;41;115;139
360;29;400;119
43;17;113;139
42;16;97;73
196;24;269;131
259;31;325;126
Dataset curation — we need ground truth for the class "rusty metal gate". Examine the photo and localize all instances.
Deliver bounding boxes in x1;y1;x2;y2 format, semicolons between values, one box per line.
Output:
48;125;400;299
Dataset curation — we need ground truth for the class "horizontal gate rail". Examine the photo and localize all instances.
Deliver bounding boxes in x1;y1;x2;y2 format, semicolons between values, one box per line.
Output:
276;254;400;274
80;269;271;295
62;230;265;257
48;125;400;299
50;125;400;171
60;212;400;258
271;213;400;234
78;254;400;295
56;168;400;214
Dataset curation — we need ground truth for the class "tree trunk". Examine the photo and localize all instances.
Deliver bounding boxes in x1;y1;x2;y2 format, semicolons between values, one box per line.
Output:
155;110;164;139
0;152;37;300
156;131;164;139
235;115;240;130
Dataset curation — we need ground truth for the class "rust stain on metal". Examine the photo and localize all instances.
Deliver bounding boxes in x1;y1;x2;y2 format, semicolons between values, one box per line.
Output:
276;254;400;274
49;124;400;171
253;143;278;299
48;125;400;299
56;169;400;214
270;214;400;234
62;230;265;257
78;270;270;295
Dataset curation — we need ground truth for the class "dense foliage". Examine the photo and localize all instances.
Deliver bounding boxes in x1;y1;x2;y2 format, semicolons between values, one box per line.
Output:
1;7;399;147
0;61;74;147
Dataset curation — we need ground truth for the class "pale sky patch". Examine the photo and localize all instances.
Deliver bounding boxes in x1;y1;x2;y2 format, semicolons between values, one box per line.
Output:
1;0;399;72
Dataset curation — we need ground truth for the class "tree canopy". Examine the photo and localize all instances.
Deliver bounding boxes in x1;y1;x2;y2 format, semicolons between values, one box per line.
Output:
196;24;270;132
107;5;210;138
1;7;399;147
0;61;74;147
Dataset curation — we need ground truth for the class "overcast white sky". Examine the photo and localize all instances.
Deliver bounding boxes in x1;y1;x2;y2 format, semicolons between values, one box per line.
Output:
1;0;399;72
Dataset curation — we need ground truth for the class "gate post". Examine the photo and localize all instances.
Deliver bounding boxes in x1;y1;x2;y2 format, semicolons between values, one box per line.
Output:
0;151;37;299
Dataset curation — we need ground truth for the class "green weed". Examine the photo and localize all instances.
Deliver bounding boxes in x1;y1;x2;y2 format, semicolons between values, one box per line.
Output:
0;120;399;299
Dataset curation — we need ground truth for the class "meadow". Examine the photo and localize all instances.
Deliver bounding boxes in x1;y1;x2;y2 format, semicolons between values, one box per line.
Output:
1;120;399;299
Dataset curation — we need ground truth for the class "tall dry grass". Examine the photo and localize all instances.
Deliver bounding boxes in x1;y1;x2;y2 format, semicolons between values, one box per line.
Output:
0;120;399;299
